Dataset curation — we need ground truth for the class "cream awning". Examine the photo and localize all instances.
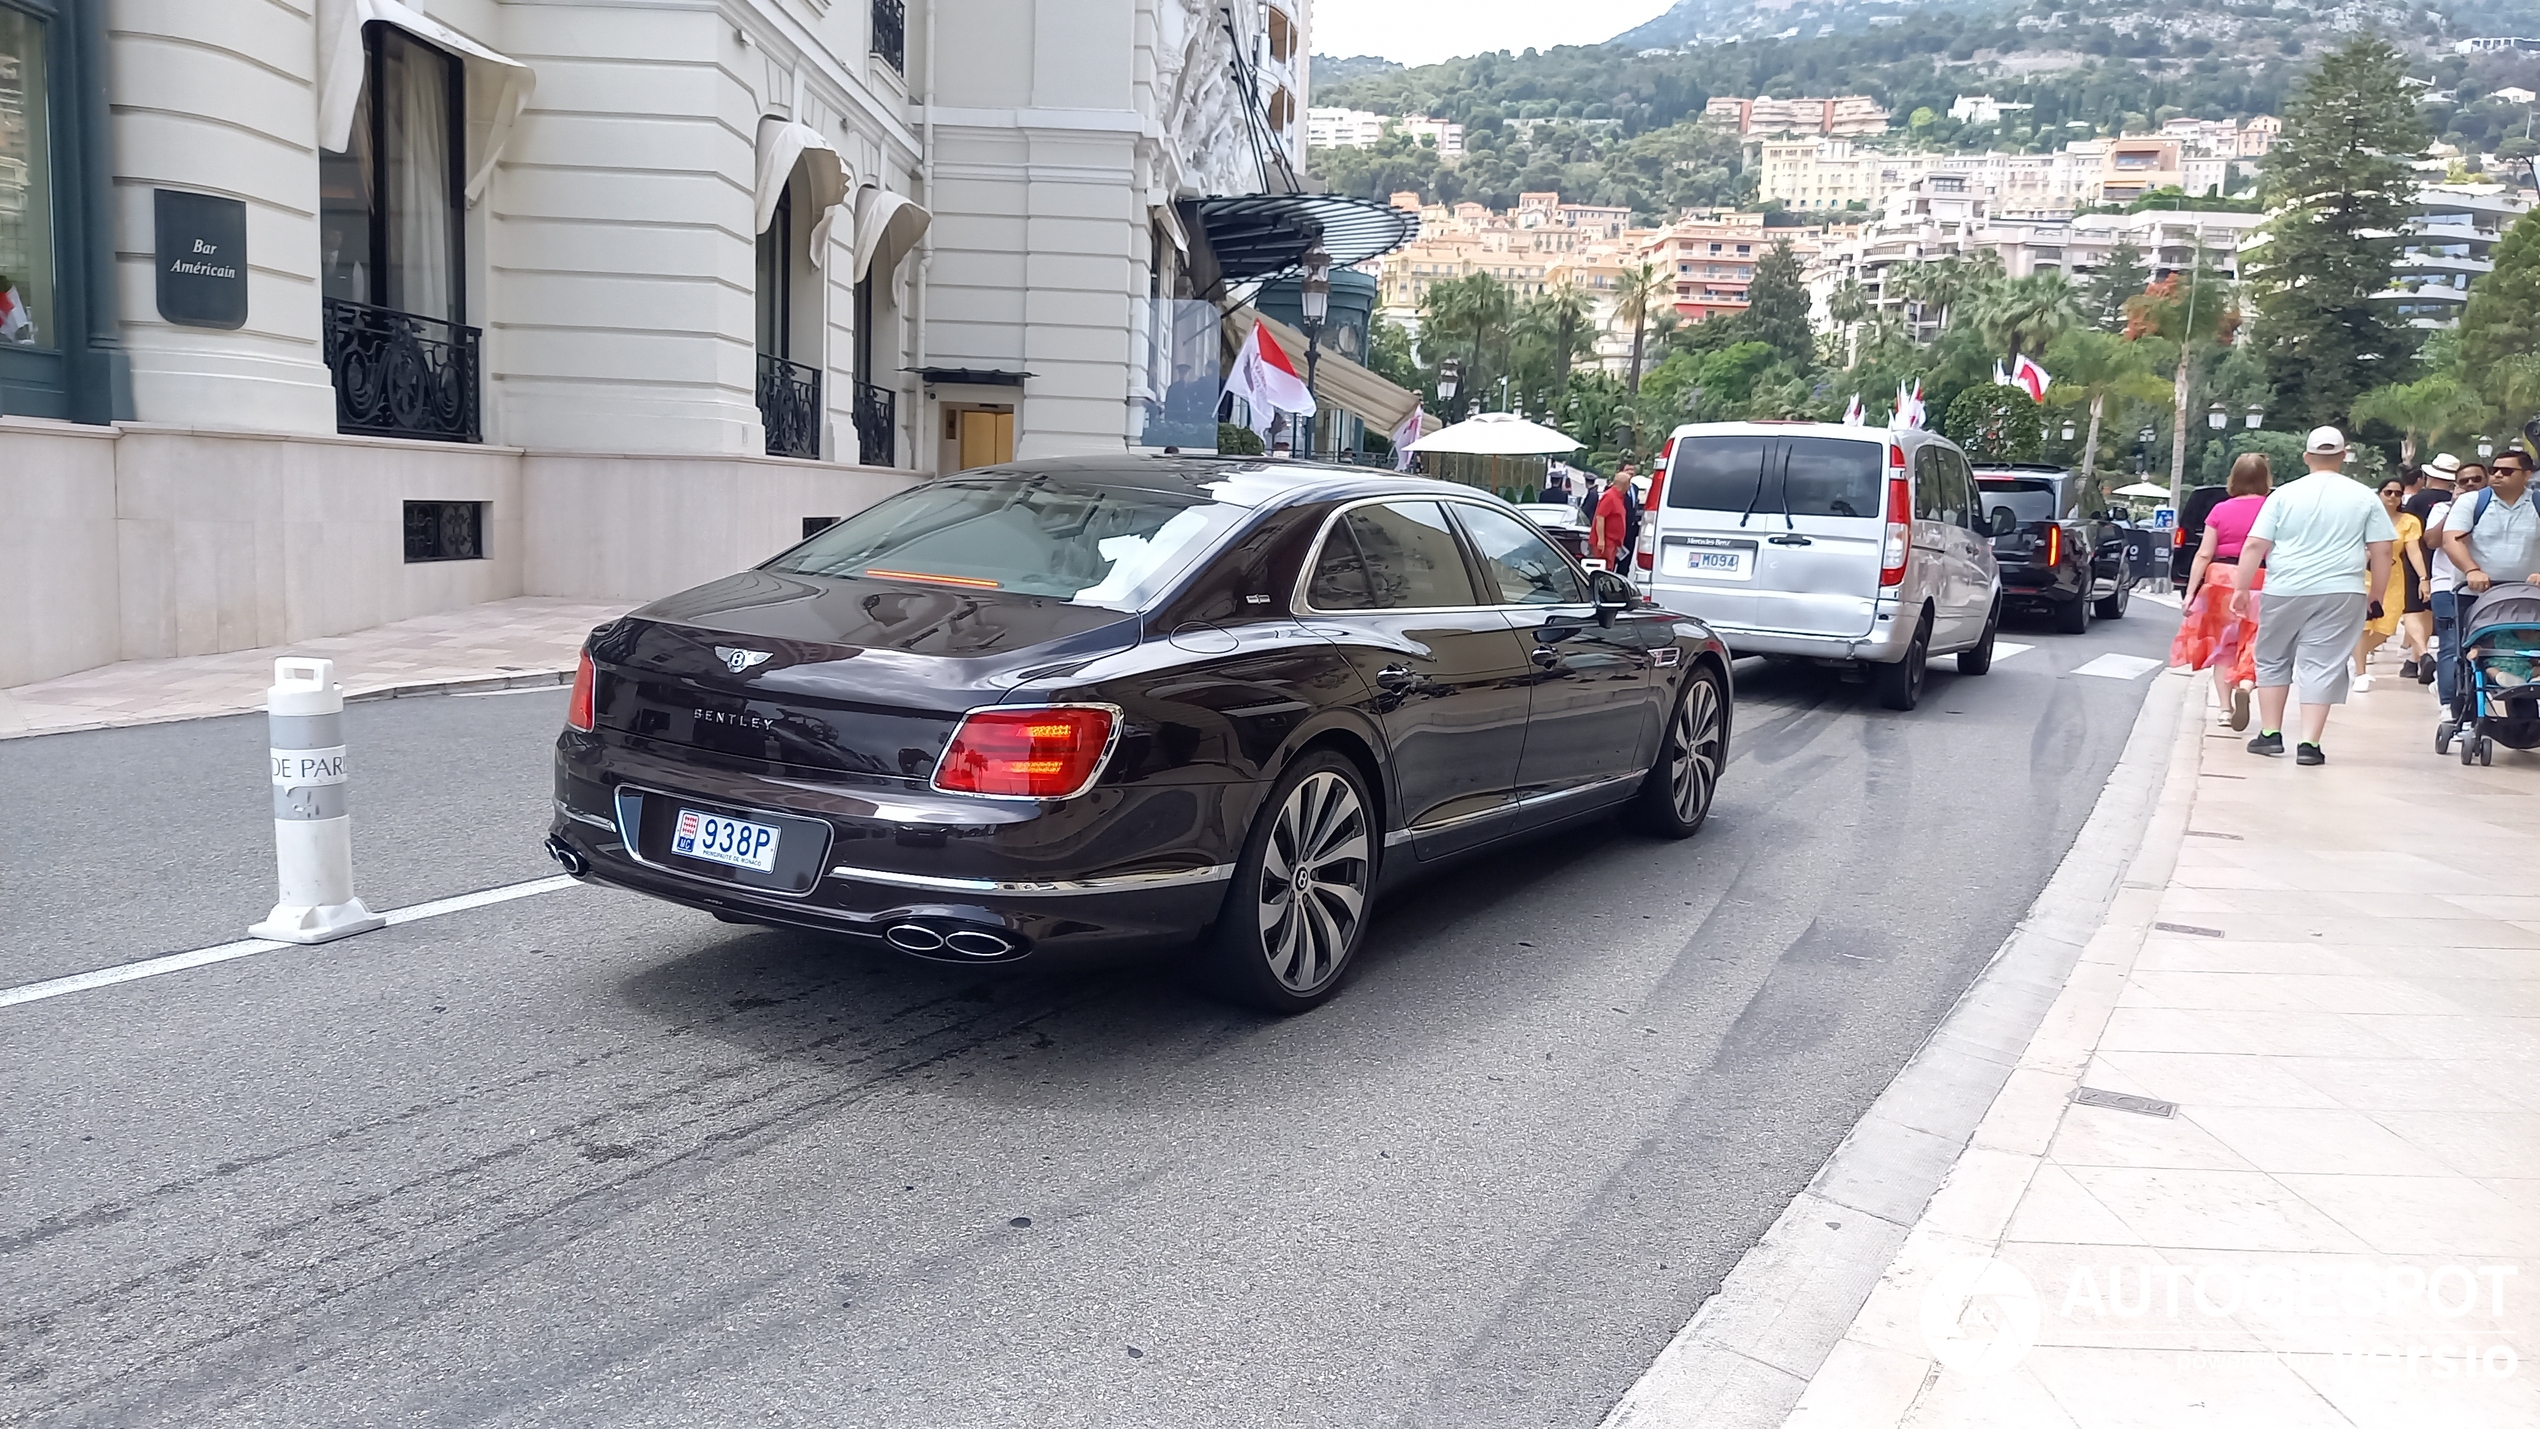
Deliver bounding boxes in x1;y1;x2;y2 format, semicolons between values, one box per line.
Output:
1228;309;1431;438
756;117;850;242
316;0;534;203
854;186;933;282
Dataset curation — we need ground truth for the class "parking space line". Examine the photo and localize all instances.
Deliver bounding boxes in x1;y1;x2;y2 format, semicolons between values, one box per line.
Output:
0;875;581;1012
2073;653;2164;680
1993;641;2036;660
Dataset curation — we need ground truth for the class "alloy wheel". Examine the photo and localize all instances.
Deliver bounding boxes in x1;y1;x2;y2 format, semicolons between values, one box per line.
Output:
1254;770;1371;993
1668;677;1724;825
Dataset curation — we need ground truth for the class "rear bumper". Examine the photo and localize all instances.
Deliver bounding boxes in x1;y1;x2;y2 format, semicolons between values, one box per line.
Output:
1668;602;1916;664
548;732;1238;961
2000;569;2084;604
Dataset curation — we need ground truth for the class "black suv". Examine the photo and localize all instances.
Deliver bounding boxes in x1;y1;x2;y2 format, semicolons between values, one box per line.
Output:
1974;464;2134;633
2170;485;2229;595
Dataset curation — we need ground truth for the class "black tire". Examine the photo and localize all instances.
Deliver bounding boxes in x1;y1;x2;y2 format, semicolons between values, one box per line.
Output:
1629;666;1727;838
2479;737;2496;767
2095;575;2130;621
2055;591;2091;635
1204;750;1378;1014
2461;735;2478;766
1875;617;1930;711
1958;600;2000;675
2436;721;2457;755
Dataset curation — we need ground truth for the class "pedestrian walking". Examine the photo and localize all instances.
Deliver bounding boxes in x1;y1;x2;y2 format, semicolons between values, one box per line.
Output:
1591;466;1630;567
2230;427;2396;765
2440;443;2540;606
2426;461;2487;701
2351;476;2427;691
2170;453;2272;729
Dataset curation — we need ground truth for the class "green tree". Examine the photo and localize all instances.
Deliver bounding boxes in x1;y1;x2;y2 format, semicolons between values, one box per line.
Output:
2084;239;2151;331
1945;386;2046;463
1743;238;1813;367
2124;261;2240;499
1827;277;1870;368
2247;36;2428;431
2350;375;2490;465
2459;207;2540;411
1420;273;1514;417
1616;257;1674;409
2044;329;2175;500
1974;271;2083;365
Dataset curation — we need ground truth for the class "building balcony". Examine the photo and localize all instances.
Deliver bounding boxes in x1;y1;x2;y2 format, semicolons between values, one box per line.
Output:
322;298;482;444
871;0;906;75
852;380;896;468
756;354;822;460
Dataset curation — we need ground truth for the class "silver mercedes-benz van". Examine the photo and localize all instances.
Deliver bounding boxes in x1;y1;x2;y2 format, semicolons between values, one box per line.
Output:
1633;422;2006;710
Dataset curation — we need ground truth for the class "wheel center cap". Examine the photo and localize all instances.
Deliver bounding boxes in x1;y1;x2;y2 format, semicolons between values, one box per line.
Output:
1293;865;1311;893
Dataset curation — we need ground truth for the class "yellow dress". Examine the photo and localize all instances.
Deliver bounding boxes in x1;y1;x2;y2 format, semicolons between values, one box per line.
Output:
2367;511;2419;636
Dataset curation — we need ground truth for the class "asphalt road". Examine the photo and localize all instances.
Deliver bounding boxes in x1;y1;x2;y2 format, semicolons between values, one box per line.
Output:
1;600;2180;1429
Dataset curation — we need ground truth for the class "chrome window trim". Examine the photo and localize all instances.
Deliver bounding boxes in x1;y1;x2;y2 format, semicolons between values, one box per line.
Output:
926;700;1127;803
613;783;836;900
823;862;1235;895
1293;494;1591;617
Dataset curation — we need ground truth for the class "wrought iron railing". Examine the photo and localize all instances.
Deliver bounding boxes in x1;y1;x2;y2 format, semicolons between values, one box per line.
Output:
757;353;823;459
871;0;905;74
852;380;896;467
322;298;482;443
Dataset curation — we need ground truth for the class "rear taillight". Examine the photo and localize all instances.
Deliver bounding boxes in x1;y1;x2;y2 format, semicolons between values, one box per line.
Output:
933;706;1119;799
2173;524;2188;548
1880;475;1910;587
567;650;596;732
2043;524;2064;569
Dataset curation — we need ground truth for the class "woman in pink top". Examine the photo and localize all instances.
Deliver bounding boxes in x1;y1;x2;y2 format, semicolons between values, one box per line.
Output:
2170;454;2272;729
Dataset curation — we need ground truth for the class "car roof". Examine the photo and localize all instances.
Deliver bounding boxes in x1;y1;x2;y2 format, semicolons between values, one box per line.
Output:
1665;421;1945;445
932;454;1487;509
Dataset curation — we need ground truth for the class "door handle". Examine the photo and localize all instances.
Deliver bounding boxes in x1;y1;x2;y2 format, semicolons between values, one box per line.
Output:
1530;646;1562;668
1374;664;1416;690
1766;533;1813;546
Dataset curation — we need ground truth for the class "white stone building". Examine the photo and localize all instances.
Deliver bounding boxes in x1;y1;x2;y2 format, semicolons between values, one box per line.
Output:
2;0;1350;690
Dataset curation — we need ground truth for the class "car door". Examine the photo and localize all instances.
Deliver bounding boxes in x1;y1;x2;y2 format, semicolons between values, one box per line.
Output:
1911;444;1965;645
1302;499;1534;860
1946;448;1999;626
1448;500;1657;813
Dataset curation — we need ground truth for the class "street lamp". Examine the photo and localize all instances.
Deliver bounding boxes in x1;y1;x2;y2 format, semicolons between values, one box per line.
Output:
1437;356;1461;410
1297;244;1331;458
2246;404;2264;430
2479;434;2496;459
2061;419;2077;442
2207;401;2227;431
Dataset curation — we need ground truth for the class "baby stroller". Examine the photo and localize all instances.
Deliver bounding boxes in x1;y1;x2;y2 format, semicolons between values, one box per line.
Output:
2436;585;2540;765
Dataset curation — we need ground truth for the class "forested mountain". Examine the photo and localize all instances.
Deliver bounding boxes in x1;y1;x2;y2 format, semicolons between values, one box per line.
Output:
1308;1;2540;215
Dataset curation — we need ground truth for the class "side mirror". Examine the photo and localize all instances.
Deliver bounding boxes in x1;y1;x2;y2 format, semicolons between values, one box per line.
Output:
1990;506;2017;537
1591;569;1633;620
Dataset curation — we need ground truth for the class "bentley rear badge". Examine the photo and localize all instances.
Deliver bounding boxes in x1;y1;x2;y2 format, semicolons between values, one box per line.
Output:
715;646;775;674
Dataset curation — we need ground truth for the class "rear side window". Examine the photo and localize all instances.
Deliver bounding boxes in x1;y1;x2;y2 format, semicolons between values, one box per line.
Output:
1978;478;2061;526
1914;449;1945;521
1452;502;1587;605
1341;501;1481;610
1664;436;1769;511
1307;525;1374;610
1781;437;1883;519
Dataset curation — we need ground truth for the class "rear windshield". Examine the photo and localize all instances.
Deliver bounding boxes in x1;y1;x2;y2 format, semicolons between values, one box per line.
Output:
1976;478;2065;525
1666;435;1884;519
767;477;1248;609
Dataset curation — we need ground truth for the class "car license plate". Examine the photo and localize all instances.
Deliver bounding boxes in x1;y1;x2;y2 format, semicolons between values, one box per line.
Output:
671;808;781;872
1663;538;1755;581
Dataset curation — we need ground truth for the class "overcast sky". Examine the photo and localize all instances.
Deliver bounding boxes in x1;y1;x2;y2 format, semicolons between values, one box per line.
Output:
1312;0;1668;68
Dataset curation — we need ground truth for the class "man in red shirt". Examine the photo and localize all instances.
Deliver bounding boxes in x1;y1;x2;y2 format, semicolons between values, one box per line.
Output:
1591;462;1635;566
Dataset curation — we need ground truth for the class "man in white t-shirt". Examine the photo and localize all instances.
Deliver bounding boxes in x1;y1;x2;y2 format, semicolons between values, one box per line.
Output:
2229;427;2396;765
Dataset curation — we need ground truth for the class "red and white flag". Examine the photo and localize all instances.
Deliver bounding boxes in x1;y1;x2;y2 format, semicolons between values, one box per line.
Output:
0;286;29;345
1223;322;1315;435
2010;353;2052;404
1392;405;1423;470
1842;392;1865;426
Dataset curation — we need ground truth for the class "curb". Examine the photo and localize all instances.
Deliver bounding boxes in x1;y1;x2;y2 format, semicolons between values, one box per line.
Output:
0;667;575;742
1597;669;2202;1429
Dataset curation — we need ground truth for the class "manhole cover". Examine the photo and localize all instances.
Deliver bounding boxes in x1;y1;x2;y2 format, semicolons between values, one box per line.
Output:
2072;1087;2177;1118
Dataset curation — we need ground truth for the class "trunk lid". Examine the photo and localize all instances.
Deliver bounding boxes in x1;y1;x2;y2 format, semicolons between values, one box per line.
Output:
1651;432;1885;639
589;570;1139;780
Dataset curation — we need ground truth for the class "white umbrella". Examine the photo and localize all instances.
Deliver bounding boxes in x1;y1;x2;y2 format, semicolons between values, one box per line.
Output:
1407;411;1581;455
2112;480;2172;499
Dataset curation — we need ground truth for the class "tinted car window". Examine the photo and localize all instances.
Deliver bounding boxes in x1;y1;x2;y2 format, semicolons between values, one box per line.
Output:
1977;478;2062;526
769;476;1248;609
1307;524;1375;610
1344;502;1482;610
1453;502;1588;605
1782;437;1883;518
1664;435;1769;511
1914;448;1945;520
1941;449;1975;528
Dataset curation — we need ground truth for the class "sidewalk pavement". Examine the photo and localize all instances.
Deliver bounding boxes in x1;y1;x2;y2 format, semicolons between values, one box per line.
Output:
1780;663;2540;1425
0;598;626;739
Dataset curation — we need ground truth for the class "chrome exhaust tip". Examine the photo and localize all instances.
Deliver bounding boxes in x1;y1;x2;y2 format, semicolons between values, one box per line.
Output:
885;924;947;953
543;835;590;877
944;928;1017;959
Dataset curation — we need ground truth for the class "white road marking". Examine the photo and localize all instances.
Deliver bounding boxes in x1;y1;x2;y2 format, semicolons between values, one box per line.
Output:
2073;652;2164;680
1993;641;2036;660
0;875;580;1011
2135;586;2183;609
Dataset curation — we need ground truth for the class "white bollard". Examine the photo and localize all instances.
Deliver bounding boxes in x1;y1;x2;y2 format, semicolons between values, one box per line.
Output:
249;658;385;944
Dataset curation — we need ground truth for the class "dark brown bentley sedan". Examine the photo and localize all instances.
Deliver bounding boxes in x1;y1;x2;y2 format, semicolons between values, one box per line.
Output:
548;457;1731;1011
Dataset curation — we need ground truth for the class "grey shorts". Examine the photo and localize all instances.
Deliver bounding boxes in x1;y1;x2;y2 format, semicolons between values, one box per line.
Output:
2253;592;2369;704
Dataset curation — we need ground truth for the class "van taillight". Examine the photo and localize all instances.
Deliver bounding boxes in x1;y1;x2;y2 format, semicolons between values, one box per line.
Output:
567;650;596;732
1880;476;1910;587
1888;442;1907;470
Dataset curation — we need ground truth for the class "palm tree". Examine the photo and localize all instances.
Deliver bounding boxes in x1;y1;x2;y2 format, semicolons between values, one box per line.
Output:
2045;329;2174;502
1827;277;1869;368
1616;258;1674;398
1419;273;1513;416
2123;260;2237;499
1975;272;2083;366
2351;375;2491;465
1517;280;1597;410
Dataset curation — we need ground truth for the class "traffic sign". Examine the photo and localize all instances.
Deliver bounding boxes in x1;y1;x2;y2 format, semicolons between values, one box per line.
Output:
2152;506;2176;530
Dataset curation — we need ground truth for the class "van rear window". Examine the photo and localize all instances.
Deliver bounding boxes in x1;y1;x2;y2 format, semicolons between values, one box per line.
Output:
1665;435;1883;519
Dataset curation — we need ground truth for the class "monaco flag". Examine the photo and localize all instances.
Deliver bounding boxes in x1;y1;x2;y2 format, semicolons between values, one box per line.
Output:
1224;322;1316;435
1842;392;1865;426
2010;353;2052;404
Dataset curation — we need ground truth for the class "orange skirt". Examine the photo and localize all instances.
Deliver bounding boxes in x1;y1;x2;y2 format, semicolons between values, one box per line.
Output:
2170;562;2262;685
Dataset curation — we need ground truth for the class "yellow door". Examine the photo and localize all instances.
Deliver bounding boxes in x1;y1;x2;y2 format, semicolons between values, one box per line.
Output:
957;409;1015;469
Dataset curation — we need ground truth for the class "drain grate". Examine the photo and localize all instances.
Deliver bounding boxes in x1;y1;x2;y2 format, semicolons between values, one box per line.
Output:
2154;921;2224;938
2072;1087;2178;1118
2184;830;2243;840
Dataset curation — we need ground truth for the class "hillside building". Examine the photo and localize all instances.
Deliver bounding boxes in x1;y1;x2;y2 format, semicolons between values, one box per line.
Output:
1703;94;1890;137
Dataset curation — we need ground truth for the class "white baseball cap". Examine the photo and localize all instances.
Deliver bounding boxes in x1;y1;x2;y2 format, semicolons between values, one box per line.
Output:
2305;425;2348;455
